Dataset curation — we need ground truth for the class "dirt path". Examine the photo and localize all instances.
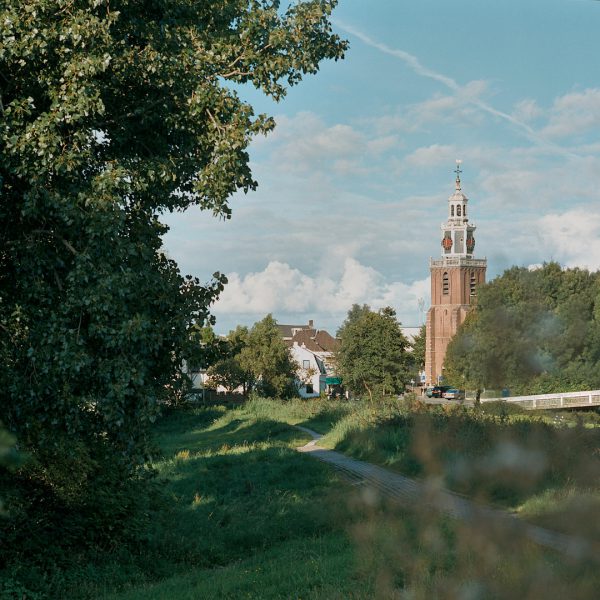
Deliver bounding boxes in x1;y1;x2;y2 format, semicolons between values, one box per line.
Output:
296;425;597;560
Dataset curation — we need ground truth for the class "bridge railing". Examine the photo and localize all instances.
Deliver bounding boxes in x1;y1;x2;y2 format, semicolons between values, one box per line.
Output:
481;389;600;410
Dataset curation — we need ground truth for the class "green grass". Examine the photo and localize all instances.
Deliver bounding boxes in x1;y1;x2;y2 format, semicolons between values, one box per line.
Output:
7;397;599;599
309;399;600;540
244;395;600;523
104;532;370;600
74;402;375;599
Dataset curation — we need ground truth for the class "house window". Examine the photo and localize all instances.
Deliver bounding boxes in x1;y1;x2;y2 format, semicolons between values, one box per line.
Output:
442;272;449;295
457;205;462;217
305;383;314;394
302;359;310;369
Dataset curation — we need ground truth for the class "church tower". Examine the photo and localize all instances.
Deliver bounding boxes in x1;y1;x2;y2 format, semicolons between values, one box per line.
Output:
425;163;487;385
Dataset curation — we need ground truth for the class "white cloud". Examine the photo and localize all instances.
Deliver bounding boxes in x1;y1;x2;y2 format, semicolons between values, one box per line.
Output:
373;90;484;135
541;88;600;139
366;135;399;155
512;99;543;123
213;259;429;331
260;111;397;175
405;144;458;168
537;209;600;270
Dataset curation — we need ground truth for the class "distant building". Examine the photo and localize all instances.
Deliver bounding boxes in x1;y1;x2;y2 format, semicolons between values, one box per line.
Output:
425;165;487;386
277;320;340;398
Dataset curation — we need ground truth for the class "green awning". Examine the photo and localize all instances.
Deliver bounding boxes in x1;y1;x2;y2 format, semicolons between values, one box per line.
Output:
325;377;342;385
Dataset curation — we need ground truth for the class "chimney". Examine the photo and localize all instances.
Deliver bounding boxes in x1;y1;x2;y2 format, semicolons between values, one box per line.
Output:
308;319;313;328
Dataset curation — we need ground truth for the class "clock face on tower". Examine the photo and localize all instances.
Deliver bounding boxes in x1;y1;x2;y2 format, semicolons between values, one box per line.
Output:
442;237;453;251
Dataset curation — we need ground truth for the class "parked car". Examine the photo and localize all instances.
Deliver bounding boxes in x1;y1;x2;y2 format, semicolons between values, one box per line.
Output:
430;385;451;398
442;388;465;400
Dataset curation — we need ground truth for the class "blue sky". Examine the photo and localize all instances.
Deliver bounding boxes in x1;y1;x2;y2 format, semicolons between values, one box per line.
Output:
163;0;600;334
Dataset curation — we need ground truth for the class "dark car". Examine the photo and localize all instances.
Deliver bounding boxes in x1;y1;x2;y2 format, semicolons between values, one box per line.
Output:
431;385;451;398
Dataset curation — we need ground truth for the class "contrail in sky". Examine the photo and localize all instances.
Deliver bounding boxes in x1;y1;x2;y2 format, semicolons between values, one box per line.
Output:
335;20;578;159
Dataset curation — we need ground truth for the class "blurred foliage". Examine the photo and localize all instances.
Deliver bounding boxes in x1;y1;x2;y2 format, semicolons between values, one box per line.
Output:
326;402;600;512
445;263;600;394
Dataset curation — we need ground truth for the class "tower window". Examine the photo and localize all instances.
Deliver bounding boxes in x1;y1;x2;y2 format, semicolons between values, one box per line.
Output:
470;273;477;296
463;205;467;217
443;272;449;295
457;205;462;217
450;205;454;217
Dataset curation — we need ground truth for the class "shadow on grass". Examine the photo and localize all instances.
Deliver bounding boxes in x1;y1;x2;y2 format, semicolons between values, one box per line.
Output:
138;412;345;578
298;406;353;435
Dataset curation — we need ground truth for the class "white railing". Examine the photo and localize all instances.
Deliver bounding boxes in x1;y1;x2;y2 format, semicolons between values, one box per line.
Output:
481;389;600;410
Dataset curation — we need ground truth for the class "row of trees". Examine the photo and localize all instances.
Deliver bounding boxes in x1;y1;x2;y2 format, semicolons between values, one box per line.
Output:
445;263;600;394
203;307;421;402
217;264;600;402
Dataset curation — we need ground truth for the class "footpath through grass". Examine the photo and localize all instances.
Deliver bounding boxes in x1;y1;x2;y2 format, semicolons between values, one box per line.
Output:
304;397;600;538
95;402;373;600
108;396;599;599
13;397;598;599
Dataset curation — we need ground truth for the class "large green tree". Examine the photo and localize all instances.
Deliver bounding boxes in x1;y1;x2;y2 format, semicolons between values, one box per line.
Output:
0;0;346;555
336;305;410;400
239;315;298;398
445;263;600;394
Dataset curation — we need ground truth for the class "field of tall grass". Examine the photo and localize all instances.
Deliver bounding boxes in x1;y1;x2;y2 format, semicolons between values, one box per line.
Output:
272;395;600;534
8;401;374;599
5;396;599;598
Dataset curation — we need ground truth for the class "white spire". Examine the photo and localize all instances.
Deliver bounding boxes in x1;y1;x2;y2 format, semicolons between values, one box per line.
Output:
455;159;462;191
441;162;476;257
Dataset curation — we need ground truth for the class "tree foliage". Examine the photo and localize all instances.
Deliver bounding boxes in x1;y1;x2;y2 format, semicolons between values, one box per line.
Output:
0;0;346;567
409;324;426;382
239;315;298;398
206;325;253;394
336;305;410;400
445;263;600;394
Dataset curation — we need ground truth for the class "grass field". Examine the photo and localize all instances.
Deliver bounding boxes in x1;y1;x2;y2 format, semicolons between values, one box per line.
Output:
101;398;599;599
95;403;376;599
304;397;600;536
7;397;599;599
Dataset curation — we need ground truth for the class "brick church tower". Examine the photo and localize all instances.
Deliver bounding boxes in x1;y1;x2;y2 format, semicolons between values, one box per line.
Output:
425;164;486;386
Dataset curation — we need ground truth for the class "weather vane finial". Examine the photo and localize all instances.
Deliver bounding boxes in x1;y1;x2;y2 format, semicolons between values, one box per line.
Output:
455;159;462;190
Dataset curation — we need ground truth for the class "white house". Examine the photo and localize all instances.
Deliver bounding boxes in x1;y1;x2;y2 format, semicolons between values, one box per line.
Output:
278;322;340;398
